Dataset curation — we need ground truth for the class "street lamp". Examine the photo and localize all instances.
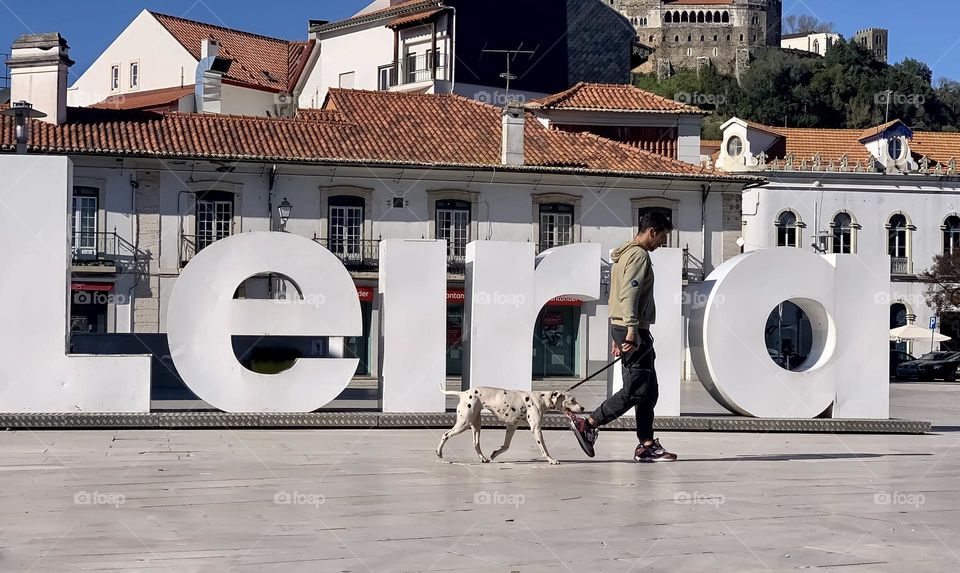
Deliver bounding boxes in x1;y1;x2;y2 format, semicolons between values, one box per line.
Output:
277;197;292;231
1;101;47;155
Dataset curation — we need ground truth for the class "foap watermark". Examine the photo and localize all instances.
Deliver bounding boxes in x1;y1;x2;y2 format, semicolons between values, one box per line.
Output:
72;291;130;306
474;290;526;308
272;293;327;309
673;490;725;506
875;92;925;107
474;91;527;107
274;490;325;508
74;490;125;508
675;91;726;107
675;290;725;307
474;490;525;507
874;491;925;508
872;291;926;307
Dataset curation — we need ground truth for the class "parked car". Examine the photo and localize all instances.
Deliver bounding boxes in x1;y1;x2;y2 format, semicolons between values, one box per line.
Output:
890;350;916;378
896;351;960;381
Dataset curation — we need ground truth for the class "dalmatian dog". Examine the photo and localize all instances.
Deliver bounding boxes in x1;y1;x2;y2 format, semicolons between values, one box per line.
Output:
436;385;586;465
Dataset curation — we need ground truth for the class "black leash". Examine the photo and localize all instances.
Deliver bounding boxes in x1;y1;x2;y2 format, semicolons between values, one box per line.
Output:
565;356;623;392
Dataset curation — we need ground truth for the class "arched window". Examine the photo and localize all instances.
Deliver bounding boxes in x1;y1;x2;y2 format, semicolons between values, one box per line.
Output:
715;11;722;22
681;11;689;22
831;212;853;254
675;35;680;42
943;215;960;255
700;35;705;42
722;11;730;23
697;11;705;23
665;12;672;23
739;34;744;42
887;213;911;275
776;210;799;247
813;39;821;54
688;35;693;42
706;11;713;23
714;34;719;42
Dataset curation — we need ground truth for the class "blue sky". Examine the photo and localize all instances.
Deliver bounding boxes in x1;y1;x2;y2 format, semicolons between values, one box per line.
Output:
1;0;958;84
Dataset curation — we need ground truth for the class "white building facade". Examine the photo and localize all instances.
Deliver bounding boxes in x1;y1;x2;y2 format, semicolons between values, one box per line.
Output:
717;117;960;357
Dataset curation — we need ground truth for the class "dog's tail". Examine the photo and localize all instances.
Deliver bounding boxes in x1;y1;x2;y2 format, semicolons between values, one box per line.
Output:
438;381;461;396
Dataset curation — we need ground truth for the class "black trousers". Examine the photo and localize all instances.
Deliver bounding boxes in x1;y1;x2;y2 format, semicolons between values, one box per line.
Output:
591;325;659;442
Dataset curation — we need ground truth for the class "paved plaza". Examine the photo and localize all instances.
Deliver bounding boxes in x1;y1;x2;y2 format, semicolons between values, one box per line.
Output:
0;382;958;572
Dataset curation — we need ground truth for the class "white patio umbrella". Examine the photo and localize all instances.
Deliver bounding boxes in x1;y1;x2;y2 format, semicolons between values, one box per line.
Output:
889;324;952;342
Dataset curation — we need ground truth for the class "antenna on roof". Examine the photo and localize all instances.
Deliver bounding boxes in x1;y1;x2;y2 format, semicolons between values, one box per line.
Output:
480;44;537;104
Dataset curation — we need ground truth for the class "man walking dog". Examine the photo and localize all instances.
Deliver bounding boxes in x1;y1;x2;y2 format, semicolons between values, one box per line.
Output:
569;211;678;462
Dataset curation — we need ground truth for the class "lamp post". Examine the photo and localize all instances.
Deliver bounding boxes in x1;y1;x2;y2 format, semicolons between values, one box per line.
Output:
277;197;292;232
1;101;47;154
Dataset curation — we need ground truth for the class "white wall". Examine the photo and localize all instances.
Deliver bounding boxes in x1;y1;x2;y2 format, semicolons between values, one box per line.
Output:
300;22;395;108
743;173;960;343
220;84;279;116
68;10;196;107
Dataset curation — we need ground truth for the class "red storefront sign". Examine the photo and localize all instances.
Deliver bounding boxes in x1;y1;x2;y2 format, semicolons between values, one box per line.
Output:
352;286;581;306
71;282;114;292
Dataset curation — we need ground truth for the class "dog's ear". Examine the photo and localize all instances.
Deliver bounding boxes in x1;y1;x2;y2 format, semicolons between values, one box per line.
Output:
549;391;560;407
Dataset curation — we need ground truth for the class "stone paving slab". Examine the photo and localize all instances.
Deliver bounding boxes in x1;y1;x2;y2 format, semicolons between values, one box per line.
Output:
0;383;958;571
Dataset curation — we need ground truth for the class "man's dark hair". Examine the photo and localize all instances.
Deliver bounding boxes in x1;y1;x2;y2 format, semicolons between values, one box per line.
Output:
638;210;674;234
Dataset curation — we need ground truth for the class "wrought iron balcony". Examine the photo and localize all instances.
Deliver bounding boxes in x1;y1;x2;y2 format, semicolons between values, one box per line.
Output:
682;248;705;282
180;234;230;267
379;52;448;89
313;236;380;270
71;231;119;262
891;257;911;276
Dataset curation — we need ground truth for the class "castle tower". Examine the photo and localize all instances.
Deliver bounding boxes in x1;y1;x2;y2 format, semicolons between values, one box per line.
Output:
853;28;889;63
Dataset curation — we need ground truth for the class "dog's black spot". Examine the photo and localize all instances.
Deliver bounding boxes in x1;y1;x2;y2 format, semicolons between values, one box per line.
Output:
524;396;530;402
467;403;471;408
511;407;516;412
503;391;507;395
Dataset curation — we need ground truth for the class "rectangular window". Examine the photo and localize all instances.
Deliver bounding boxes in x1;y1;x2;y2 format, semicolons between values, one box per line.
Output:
338;71;355;89
328;197;364;263
129;62;139;89
777;227;796;248
378;65;395;90
832;228;851;254
110;65;120;91
436;200;471;266
196;196;233;252
539;204;574;251
72;187;98;258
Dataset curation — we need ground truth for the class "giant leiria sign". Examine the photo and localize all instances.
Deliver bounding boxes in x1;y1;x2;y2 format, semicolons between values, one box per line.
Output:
0;157;889;418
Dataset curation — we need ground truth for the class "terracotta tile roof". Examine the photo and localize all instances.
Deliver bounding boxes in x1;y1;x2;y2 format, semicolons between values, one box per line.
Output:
387;8;444;28
91;86;194;112
745;121;784;137
150;12;314;93
1;90;756;181
911;131;960;165
749;120;960;167
857;119;909;142
529;82;704;114
313;0;440;33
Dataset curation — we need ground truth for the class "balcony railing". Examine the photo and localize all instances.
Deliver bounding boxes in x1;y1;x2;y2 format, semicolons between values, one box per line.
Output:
313;236;380;270
71;231;119;262
180;234;230;267
379;52;448;89
891;257;911;276
683;248;705;282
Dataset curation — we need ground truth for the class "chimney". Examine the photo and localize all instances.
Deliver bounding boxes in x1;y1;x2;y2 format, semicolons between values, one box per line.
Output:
501;100;525;166
201;37;220;60
6;33;73;125
195;38;231;114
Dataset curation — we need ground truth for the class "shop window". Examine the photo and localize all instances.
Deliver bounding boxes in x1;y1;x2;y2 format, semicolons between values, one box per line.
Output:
532;305;580;377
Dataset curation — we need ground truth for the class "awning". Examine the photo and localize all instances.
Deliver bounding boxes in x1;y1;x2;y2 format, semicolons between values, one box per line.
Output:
890;324;951;342
71;282;114;292
387;8;443;29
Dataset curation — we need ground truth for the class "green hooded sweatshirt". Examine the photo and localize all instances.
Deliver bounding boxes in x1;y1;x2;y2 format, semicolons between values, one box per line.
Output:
608;241;655;329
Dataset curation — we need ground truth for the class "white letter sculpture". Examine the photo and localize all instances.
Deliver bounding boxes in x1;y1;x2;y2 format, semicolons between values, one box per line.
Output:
464;242;600;391
379;240;447;412
0;156;150;412
689;248;889;419
167;232;360;412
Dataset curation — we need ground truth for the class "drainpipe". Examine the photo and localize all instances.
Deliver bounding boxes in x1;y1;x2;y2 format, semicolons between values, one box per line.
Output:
440;3;456;91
